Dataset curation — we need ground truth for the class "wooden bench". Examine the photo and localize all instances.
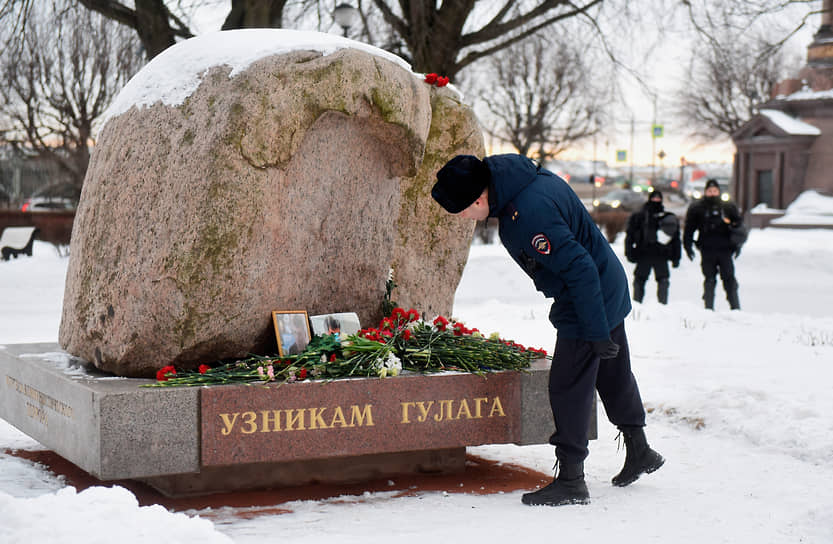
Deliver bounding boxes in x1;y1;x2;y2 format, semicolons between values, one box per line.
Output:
0;226;39;260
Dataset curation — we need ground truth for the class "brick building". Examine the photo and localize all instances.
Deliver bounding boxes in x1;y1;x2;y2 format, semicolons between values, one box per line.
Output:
732;0;833;211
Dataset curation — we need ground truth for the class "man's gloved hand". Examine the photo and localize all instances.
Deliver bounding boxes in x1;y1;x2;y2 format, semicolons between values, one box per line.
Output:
672;260;680;268
733;247;742;258
592;338;620;359
685;246;695;261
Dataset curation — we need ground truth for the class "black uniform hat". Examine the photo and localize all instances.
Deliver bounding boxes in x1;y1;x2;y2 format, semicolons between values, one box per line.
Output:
432;155;490;213
705;178;721;191
649;189;663;201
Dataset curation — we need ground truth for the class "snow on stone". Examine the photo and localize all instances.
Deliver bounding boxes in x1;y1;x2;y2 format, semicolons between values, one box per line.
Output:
759;109;821;136
102;29;414;127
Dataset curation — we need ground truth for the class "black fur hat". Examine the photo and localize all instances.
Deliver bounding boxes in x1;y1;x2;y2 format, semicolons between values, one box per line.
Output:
649;189;663;201
432;155;490;213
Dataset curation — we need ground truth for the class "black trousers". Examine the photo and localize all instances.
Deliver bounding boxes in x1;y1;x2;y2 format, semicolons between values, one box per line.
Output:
633;256;670;303
700;249;739;309
548;322;646;464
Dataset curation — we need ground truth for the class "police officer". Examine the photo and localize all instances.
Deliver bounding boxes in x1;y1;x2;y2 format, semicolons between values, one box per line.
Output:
431;154;664;507
683;179;743;310
624;190;681;304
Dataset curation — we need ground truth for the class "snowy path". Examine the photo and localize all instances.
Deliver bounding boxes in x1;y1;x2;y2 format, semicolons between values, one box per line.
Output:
1;230;832;543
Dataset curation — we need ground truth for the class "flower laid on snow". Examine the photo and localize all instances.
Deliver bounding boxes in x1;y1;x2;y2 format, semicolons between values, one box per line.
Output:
147;306;549;388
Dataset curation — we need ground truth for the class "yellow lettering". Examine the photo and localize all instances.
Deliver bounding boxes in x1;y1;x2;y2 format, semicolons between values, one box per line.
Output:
350;404;374;427
241;411;258;434
330;406;348;427
219;412;239;436
417;401;434;422
489;397;506;417
309;407;329;429
435;400;453;421
456;398;473;420
474;397;488;418
260;410;281;432
285;408;306;431
400;402;415;423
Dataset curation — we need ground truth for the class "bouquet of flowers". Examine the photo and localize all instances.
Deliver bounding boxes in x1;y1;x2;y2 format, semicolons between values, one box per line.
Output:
147;307;549;388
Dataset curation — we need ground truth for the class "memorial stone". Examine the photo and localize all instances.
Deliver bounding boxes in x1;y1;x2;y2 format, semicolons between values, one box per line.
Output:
59;31;482;377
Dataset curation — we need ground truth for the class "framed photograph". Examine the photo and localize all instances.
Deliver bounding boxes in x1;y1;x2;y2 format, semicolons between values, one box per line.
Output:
309;312;361;340
272;310;312;357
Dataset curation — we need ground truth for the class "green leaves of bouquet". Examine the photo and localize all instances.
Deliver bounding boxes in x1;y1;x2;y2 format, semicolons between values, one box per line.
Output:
147;308;549;387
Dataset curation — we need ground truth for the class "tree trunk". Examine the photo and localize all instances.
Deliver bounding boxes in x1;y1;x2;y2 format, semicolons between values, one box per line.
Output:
134;0;177;58
222;0;287;29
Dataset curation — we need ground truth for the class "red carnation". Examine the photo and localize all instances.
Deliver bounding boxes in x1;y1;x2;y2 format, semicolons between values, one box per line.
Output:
156;365;176;381
424;73;438;84
391;307;407;325
436;76;450;87
407;308;420;322
402;329;412;341
329;353;337;362
433;315;450;331
198;364;210;374
299;368;308;380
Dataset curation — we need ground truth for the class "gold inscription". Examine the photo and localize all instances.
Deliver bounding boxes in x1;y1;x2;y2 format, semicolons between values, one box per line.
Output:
218;404;375;435
400;396;506;424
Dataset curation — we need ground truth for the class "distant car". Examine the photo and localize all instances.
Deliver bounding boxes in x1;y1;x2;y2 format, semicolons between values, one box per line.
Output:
20;182;79;212
592;189;646;213
21;196;76;212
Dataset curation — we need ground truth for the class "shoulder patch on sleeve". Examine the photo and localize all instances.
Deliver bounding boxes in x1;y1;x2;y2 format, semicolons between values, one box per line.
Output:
531;233;551;255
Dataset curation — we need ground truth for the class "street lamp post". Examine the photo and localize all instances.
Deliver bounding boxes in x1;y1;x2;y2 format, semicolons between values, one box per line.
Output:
333;3;360;37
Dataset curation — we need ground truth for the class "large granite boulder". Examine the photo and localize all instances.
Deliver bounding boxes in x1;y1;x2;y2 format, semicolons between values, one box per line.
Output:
60;31;483;377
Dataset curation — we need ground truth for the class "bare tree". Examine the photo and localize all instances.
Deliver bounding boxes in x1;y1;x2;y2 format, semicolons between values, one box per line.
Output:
368;1;605;79
675;26;800;138
2;1;610;73
0;3;143;193
475;32;608;161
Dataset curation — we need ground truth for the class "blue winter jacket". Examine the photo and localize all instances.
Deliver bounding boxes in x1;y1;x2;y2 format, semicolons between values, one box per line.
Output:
484;154;631;341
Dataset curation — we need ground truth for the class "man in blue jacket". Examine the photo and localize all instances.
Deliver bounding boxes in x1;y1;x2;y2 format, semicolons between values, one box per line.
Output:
431;154;664;506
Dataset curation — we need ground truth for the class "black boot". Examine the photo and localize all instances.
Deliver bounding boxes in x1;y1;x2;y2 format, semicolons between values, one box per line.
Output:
727;284;740;310
632;279;645;303
612;426;665;487
703;279;716;310
657;278;669;305
522;462;589;506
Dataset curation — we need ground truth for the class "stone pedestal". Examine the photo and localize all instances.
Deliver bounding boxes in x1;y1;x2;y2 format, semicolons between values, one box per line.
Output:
0;343;597;497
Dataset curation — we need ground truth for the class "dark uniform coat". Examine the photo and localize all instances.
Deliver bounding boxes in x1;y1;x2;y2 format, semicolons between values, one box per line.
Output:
483;154;631;341
683;198;742;254
625;203;681;264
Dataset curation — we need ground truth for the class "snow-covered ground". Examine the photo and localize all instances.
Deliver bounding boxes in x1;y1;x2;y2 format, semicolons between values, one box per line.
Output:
1;222;832;543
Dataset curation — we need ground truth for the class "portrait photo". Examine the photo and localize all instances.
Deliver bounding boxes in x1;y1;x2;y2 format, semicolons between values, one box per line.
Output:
309;312;361;340
272;310;312;357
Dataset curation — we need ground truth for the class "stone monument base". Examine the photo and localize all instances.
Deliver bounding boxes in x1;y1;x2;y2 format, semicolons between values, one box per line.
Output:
140;448;466;497
0;343;596;498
